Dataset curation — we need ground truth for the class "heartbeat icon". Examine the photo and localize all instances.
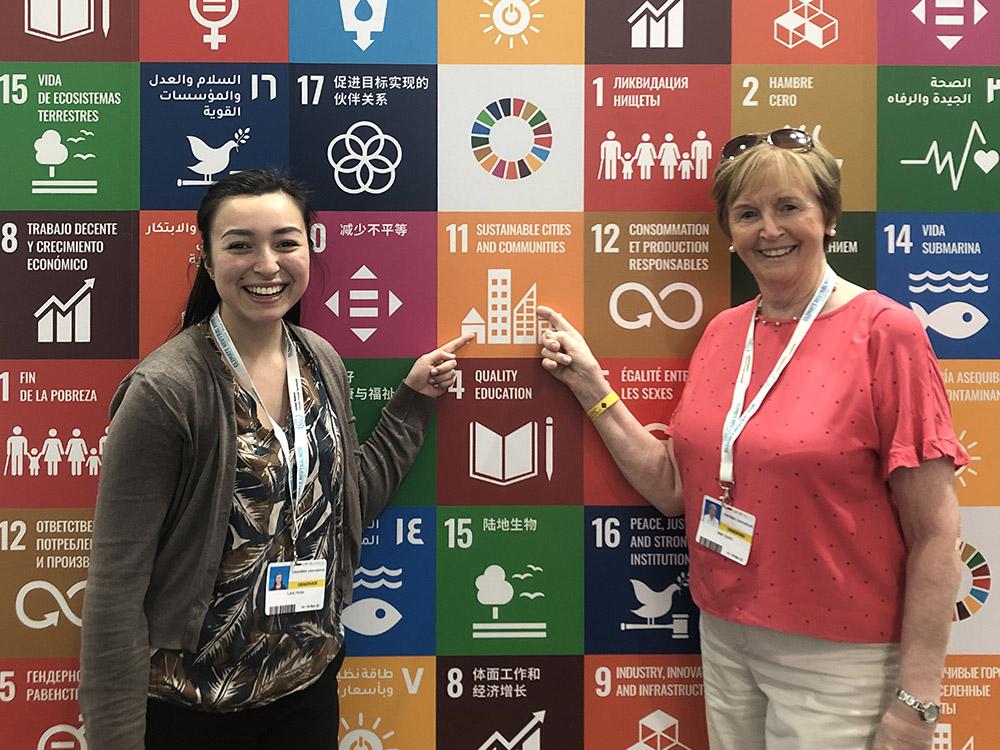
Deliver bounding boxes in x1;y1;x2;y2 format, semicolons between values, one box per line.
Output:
900;121;998;191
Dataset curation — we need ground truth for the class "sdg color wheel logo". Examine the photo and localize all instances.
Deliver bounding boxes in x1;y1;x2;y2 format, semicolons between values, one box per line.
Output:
954;540;991;621
471;98;552;180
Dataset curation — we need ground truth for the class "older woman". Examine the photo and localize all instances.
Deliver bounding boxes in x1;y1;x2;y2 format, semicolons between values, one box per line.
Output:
538;130;967;749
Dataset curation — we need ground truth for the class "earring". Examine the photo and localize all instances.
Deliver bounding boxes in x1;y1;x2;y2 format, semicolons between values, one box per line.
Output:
728;244;734;253
828;228;837;237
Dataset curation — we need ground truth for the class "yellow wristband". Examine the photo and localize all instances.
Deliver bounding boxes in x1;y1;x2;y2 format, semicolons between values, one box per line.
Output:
587;391;620;421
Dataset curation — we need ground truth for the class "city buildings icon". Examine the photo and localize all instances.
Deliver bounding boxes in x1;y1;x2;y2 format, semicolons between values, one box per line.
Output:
628;0;684;49
462;269;550;346
932;724;975;750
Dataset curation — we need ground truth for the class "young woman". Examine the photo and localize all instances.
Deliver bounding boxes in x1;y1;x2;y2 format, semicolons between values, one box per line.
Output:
80;170;472;749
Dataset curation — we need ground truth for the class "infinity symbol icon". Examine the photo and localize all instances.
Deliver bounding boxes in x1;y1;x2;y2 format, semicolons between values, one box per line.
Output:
609;282;703;330
16;580;86;629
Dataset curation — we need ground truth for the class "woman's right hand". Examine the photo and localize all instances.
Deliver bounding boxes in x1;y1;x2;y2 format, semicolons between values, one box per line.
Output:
537;306;683;515
537;306;611;406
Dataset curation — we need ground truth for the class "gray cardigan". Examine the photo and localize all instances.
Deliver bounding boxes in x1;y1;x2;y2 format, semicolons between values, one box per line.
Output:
79;324;436;749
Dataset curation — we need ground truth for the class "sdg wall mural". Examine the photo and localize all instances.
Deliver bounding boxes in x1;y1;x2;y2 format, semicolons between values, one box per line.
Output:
1;0;999;747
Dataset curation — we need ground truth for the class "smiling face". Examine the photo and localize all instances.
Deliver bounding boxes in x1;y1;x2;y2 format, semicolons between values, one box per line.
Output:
727;166;835;299
204;192;310;338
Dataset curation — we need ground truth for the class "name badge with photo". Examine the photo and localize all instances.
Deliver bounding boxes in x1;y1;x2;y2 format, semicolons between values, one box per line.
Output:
265;559;327;615
695;495;756;566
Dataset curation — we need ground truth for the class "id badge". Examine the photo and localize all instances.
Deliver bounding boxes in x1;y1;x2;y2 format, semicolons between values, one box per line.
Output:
265;559;326;615
695;495;755;566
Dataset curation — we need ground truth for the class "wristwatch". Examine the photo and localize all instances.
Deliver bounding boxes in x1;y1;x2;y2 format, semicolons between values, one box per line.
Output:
896;688;941;724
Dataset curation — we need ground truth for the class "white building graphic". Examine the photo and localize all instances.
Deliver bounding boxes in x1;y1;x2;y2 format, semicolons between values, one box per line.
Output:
463;269;548;346
489;269;512;344
628;0;684;49
932;723;975;750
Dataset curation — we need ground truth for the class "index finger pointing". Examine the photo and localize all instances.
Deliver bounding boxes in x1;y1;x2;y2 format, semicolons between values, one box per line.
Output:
537;306;580;337
440;332;476;354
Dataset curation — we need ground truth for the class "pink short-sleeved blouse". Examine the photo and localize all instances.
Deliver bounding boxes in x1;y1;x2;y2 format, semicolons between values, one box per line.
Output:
670;291;968;643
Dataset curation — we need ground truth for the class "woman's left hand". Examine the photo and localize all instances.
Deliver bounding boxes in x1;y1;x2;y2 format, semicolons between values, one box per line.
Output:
404;333;475;398
872;706;936;750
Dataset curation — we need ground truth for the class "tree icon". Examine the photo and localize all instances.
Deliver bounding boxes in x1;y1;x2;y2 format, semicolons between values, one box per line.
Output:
34;130;68;177
476;564;514;620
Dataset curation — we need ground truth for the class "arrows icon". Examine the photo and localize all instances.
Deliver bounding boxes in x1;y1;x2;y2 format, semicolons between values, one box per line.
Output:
324;265;403;342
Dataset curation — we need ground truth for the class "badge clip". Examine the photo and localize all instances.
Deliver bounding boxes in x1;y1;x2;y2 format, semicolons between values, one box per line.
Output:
718;480;734;505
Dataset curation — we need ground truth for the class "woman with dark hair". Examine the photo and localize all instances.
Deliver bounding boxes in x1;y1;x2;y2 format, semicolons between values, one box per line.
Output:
80;169;472;749
537;132;966;749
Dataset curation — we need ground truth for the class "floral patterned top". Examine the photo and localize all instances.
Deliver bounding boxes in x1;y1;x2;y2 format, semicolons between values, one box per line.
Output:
149;329;346;711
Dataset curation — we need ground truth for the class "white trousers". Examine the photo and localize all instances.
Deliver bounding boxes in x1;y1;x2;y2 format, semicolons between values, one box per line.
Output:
700;612;901;750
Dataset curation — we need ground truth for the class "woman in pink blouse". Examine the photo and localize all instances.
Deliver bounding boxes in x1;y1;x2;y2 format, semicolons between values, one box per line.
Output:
538;130;967;749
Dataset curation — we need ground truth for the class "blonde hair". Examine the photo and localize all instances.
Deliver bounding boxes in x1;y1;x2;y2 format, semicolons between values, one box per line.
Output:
711;137;842;248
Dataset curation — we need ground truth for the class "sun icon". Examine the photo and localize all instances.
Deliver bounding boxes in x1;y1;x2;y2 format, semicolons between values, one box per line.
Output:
339;713;398;750
479;0;543;48
955;429;982;488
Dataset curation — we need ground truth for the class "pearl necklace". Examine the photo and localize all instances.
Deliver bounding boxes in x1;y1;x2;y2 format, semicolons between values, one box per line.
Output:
756;285;836;327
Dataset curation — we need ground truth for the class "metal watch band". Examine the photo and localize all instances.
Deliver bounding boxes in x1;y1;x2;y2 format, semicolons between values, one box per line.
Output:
896;688;941;724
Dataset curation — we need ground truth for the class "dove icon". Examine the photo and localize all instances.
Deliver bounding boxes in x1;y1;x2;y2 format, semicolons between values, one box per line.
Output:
621;573;690;637
177;127;251;187
629;578;684;624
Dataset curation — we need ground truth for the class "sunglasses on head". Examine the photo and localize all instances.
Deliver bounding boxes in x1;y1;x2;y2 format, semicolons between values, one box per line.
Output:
719;128;814;162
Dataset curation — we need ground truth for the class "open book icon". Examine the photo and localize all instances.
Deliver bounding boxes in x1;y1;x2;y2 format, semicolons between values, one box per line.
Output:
469;421;538;486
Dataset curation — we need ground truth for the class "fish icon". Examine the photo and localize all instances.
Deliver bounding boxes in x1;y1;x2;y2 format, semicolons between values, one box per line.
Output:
910;301;989;340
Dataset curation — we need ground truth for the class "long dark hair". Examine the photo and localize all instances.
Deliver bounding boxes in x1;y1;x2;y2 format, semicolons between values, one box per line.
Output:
181;170;316;330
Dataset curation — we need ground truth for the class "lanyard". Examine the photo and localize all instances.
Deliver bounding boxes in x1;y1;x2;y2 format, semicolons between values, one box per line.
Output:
718;265;837;503
210;308;309;557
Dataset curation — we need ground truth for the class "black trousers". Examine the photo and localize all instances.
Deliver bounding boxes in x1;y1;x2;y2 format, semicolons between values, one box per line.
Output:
145;646;346;749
